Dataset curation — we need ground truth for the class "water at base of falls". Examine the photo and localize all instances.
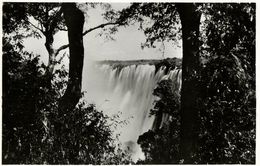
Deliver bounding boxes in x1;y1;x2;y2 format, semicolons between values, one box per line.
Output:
82;62;182;161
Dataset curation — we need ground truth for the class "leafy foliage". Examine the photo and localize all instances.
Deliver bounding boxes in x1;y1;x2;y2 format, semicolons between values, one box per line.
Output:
197;55;255;164
118;3;181;48
137;79;181;164
3;3;28;34
2;36;56;163
2;2;135;74
2;2;255;164
43;101;133;164
196;3;256;164
2;2;136;164
2;37;132;164
135;3;255;164
3;3;64;33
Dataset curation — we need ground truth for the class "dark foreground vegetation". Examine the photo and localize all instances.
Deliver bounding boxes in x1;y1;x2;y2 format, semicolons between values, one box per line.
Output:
3;36;133;164
2;2;255;164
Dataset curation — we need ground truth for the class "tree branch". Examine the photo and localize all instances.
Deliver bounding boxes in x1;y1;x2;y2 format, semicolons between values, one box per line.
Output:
32;17;46;32
55;21;120;56
27;20;44;34
57;27;68;31
55;44;69;56
82;22;119;36
57;51;68;64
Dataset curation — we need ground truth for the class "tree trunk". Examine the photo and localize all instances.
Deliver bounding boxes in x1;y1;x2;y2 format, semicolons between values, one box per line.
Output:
44;32;56;90
45;39;56;74
51;4;84;163
59;3;84;113
176;3;201;163
59;3;85;114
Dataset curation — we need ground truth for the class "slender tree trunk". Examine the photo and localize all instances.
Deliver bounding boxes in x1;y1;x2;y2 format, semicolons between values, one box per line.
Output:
44;7;63;76
45;33;55;69
176;3;201;163
59;3;85;113
44;33;56;89
45;42;56;74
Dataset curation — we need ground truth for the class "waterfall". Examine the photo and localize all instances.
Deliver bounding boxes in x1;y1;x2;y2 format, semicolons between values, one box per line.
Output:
82;61;182;161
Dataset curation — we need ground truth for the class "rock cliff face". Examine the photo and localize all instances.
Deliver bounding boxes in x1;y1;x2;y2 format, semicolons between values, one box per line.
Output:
96;57;182;71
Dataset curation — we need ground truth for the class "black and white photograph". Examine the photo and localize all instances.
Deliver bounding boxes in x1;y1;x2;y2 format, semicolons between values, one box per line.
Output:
1;1;256;164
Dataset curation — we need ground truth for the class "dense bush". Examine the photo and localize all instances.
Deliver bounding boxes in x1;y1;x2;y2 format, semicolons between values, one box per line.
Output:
137;3;255;164
196;54;255;164
2;38;132;164
195;3;255;164
137;56;255;164
3;38;51;163
137;79;181;164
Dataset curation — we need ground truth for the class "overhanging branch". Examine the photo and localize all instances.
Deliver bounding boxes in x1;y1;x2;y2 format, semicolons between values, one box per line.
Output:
57;51;68;64
55;21;120;56
27;20;44;34
55;44;69;56
57;27;68;31
82;21;119;36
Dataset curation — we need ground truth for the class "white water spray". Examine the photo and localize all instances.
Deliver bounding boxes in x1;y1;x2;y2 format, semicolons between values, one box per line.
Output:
82;61;181;161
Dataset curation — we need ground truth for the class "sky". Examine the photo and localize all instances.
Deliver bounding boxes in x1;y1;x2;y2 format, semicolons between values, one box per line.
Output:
23;3;182;65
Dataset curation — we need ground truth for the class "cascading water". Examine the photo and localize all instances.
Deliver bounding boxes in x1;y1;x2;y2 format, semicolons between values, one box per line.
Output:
82;61;182;161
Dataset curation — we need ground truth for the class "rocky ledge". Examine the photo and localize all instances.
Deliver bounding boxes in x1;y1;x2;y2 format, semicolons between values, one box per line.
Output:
96;57;182;73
